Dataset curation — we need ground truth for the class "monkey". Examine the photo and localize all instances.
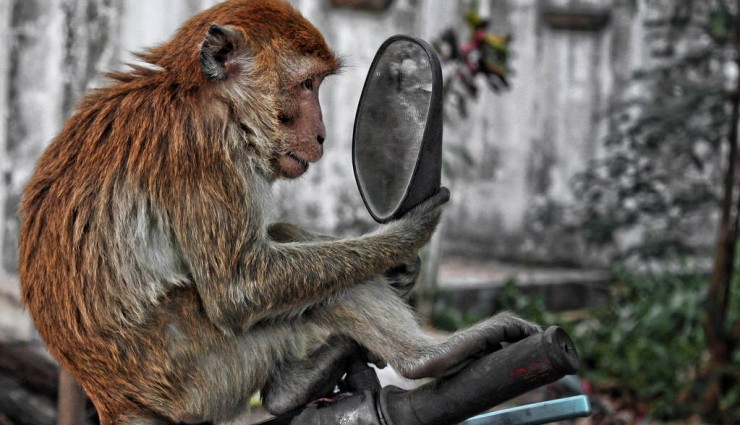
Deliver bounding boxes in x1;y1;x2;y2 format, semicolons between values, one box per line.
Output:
18;1;539;424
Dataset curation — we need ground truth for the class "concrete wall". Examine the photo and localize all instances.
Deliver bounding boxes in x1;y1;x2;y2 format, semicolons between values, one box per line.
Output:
0;0;648;283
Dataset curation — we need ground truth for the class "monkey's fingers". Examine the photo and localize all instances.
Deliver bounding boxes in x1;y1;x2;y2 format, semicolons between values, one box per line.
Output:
404;314;540;379
481;313;542;348
406;186;450;218
428;186;450;209
402;334;488;380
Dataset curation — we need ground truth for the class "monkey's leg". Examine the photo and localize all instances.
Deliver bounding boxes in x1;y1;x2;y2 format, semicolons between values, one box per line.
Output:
260;336;359;415
312;282;540;381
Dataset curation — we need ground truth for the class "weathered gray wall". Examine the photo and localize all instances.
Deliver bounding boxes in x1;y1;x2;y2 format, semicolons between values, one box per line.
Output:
441;0;646;262
281;0;649;265
0;0;651;283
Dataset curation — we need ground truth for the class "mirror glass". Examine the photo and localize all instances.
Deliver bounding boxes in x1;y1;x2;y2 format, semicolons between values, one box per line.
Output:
353;38;436;221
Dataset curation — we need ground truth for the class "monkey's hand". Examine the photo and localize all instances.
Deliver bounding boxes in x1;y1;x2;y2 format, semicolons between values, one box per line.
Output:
392;187;450;252
383;187;449;297
383;255;421;298
402;313;541;380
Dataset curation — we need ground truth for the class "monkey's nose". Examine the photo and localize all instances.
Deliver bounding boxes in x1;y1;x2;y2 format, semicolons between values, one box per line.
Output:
317;135;325;145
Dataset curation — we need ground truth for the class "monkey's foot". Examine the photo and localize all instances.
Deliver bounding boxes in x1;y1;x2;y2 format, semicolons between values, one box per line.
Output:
401;313;540;380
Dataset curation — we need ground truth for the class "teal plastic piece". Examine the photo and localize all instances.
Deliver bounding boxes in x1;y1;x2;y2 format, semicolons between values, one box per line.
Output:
461;395;592;425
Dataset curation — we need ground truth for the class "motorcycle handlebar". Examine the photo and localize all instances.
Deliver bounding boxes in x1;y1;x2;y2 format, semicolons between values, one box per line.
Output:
378;326;580;425
258;326;580;425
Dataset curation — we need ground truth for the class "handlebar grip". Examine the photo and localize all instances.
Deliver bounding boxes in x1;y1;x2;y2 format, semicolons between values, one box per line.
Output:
377;326;580;425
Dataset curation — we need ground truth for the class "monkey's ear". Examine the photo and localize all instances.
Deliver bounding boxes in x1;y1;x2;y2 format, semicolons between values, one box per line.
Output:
200;24;246;81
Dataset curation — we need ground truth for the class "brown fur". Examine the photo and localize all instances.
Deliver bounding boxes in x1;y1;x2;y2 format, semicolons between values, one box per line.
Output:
19;1;537;423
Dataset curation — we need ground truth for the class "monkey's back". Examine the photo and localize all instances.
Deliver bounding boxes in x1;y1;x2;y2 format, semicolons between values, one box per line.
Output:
16;71;250;420
17;1;347;421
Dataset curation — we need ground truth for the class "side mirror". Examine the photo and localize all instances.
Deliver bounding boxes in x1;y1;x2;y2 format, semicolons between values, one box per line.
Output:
353;35;443;223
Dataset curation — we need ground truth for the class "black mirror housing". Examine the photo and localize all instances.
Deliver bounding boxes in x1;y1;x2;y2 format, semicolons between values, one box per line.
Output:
353;35;443;223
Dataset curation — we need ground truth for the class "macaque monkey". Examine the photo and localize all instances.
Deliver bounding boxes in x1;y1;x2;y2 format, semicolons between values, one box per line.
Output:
19;1;538;423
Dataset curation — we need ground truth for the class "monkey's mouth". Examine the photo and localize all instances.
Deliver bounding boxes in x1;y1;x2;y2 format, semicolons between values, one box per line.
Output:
278;151;314;178
287;152;309;169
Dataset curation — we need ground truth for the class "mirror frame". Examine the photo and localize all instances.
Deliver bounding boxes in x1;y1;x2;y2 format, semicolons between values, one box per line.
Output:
352;34;443;223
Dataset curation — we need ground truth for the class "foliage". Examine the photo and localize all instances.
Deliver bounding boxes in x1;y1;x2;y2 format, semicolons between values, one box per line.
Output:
433;3;512;119
432;3;512;180
496;279;553;325
488;265;740;420
570;269;708;419
572;1;734;259
568;2;740;421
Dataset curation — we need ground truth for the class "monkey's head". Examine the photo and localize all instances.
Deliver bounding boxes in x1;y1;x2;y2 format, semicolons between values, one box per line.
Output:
144;0;341;180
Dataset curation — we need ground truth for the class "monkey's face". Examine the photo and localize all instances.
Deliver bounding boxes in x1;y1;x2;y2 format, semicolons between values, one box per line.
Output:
274;71;329;179
193;1;340;181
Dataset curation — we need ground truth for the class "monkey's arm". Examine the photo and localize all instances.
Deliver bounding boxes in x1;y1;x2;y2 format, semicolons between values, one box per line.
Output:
267;222;333;243
170;178;448;332
268;222;420;297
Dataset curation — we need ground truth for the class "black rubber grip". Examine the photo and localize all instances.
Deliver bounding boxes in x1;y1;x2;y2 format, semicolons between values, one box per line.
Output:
377;326;580;425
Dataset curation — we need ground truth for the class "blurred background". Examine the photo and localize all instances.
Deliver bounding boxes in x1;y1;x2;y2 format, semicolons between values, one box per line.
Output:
0;0;738;424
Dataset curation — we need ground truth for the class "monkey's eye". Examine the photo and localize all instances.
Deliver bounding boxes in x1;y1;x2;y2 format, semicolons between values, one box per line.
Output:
278;113;291;124
301;78;314;90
